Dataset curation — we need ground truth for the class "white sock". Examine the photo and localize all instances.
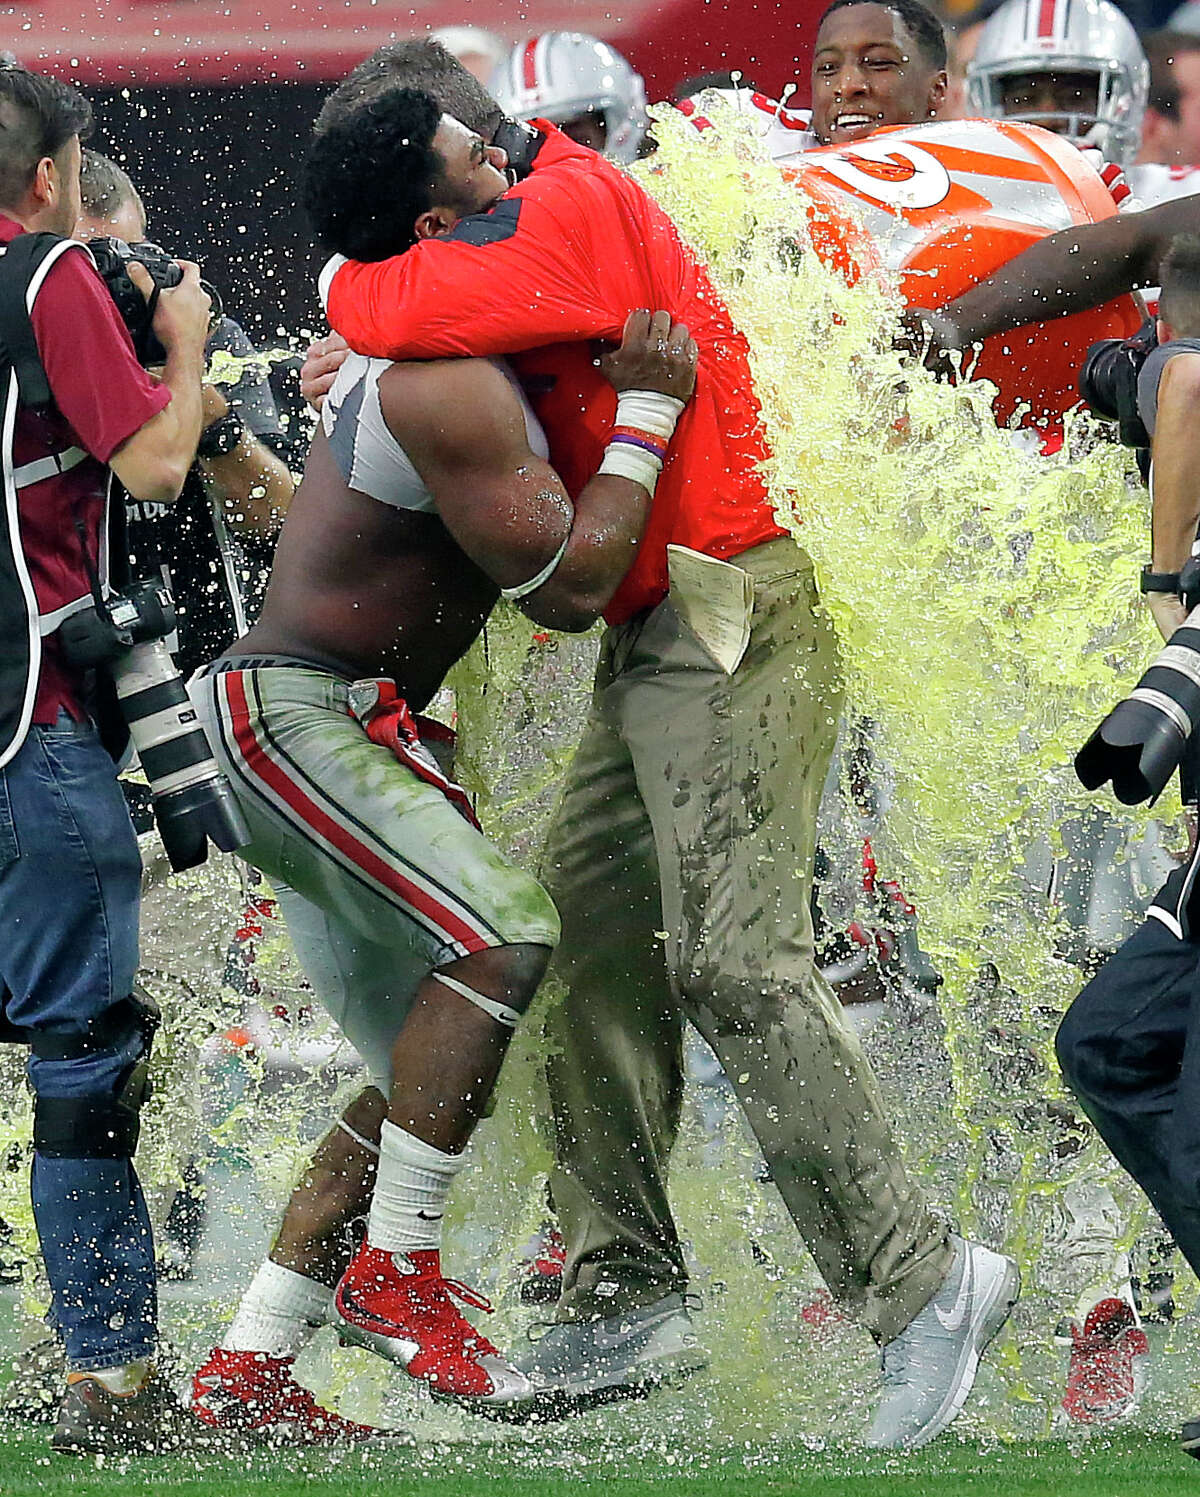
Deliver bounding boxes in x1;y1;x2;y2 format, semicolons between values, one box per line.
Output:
366;1121;465;1255
222;1259;335;1360
844;998;885;1039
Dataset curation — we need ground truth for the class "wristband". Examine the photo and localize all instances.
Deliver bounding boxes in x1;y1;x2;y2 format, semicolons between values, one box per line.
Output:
197;409;245;459
1140;566;1182;596
598;389;687;497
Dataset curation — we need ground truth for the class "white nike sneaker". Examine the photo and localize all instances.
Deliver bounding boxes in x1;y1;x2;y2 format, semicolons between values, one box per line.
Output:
863;1236;1019;1451
511;1292;707;1417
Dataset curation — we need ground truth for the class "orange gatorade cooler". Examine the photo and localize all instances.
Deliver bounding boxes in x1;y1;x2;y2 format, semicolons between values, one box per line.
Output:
778;118;1144;428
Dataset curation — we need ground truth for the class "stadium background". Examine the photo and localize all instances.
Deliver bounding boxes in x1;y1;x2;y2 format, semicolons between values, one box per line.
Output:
13;0;823;338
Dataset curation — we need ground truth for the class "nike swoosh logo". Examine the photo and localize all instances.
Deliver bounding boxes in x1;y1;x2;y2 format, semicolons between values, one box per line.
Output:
934;1255;973;1334
417;1211;444;1221
339;1289;419;1343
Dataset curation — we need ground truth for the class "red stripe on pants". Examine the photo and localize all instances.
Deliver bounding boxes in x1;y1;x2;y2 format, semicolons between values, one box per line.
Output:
221;671;489;954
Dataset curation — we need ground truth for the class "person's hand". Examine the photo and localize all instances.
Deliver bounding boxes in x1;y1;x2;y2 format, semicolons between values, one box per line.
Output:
301;332;350;411
600;310;699;403
895;306;964;379
1148;590;1189;642
128;259;211;356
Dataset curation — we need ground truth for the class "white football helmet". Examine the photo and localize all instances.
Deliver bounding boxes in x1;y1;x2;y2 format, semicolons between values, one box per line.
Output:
492;32;650;164
966;0;1149;165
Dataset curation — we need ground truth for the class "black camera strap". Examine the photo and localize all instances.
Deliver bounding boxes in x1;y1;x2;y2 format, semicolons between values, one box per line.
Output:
0;233;134;769
0;232;60;410
0;232;89;773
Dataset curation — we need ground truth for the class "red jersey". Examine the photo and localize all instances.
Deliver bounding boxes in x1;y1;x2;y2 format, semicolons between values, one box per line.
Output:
0;218;170;728
325;126;784;626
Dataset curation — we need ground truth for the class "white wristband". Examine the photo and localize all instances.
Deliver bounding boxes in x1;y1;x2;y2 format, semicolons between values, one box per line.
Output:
599;443;665;493
598;388;687;497
612;388;686;439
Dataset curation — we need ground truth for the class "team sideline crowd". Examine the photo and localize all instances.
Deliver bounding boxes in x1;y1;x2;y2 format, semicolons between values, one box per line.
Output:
4;0;1200;1462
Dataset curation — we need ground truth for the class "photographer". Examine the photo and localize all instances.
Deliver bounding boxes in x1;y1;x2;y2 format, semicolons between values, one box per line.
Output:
76;150;296;671
73;151;297;1287
0;68;210;1454
1057;236;1200;1461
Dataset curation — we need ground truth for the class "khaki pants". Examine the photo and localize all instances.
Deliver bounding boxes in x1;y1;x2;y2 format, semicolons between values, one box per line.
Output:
541;538;952;1343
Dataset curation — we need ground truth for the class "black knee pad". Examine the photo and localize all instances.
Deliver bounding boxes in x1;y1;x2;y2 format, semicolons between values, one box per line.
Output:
1053;1012;1080;1086
31;991;159;1160
34;1085;144;1159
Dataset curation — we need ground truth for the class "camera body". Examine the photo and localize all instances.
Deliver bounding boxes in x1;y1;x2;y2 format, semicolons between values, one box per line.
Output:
87;236;222;366
59;579;248;872
58;575;175;666
1078;318;1158;451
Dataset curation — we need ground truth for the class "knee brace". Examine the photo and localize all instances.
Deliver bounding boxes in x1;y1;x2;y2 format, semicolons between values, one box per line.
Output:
31;990;160;1160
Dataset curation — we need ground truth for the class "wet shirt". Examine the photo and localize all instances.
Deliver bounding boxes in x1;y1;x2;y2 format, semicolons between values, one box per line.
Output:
321;351;548;513
324;125;785;626
0;216;170;726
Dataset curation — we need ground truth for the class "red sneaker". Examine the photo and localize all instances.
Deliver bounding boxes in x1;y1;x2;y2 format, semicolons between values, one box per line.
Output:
334;1245;532;1409
1060;1297;1150;1425
191;1347;393;1444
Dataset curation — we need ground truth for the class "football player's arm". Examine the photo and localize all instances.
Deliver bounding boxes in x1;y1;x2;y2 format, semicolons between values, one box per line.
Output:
911;197;1200;351
387;316;697;631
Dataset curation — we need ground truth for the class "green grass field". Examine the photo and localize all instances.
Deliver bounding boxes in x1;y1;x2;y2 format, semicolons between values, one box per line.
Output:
0;1426;1192;1497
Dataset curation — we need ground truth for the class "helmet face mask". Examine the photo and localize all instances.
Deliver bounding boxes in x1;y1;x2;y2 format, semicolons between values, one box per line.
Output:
493;32;650;164
965;0;1149;165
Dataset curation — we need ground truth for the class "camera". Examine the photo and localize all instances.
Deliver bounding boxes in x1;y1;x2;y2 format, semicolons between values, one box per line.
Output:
1078;318;1158;451
87;237;222;366
1076;558;1200;806
59;578;249;872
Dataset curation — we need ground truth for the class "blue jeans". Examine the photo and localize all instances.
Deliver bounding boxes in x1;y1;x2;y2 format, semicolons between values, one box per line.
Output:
1057;913;1200;1279
0;714;155;1370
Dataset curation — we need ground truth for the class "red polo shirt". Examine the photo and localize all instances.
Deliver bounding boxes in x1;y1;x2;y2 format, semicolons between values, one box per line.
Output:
325;126;785;625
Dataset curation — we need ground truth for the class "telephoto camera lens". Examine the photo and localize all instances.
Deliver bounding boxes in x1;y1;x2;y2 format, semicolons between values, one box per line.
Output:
109;582;249;871
1076;604;1200;805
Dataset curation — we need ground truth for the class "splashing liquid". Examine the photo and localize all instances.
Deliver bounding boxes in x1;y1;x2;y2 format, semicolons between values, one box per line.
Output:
623;103;1185;1433
0;107;1187;1450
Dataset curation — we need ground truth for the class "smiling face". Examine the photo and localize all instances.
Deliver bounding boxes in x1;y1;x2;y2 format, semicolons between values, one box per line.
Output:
811;3;947;145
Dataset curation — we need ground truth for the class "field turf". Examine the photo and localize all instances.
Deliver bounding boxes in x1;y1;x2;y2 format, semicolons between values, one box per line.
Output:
0;1426;1189;1496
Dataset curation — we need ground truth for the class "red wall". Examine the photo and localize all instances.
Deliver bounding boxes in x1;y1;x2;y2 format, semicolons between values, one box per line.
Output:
20;0;821;103
614;0;823;104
